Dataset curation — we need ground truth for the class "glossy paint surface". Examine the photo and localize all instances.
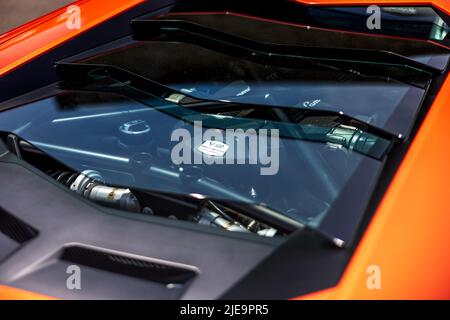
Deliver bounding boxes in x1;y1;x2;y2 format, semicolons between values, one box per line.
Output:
0;285;54;300
0;0;144;76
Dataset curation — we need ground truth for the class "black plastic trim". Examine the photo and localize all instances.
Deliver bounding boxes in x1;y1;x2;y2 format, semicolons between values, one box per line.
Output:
0;206;38;244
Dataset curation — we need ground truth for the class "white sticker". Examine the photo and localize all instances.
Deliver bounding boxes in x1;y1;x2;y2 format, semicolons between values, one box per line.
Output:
198;140;230;157
302;99;321;108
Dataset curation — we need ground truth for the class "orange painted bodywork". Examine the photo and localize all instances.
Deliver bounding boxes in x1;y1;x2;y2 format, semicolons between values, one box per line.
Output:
0;0;449;299
0;0;145;77
0;285;54;300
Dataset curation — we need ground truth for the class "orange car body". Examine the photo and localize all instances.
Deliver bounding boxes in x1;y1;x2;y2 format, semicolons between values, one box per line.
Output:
0;0;449;300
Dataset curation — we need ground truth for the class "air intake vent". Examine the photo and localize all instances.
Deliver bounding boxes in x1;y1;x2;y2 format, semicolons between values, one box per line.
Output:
61;246;197;285
0;206;38;243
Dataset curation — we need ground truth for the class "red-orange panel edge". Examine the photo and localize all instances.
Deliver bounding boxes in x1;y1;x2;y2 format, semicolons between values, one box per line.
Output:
0;0;145;77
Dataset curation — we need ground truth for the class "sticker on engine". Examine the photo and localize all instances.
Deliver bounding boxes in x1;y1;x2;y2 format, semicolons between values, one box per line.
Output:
198;140;230;157
302;99;321;108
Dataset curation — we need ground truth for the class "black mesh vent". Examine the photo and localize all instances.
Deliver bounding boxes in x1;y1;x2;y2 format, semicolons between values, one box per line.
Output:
61;246;196;284
0;206;38;243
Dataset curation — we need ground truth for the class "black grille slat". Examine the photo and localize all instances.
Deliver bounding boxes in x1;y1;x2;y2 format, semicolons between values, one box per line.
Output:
0;206;38;243
61;246;196;285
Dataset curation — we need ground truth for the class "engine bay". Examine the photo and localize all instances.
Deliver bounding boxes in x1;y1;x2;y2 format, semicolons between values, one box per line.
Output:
0;11;431;241
0;85;384;240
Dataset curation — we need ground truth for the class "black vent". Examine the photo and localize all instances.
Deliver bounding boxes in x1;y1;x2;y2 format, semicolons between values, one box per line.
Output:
61;246;196;284
0;206;38;243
